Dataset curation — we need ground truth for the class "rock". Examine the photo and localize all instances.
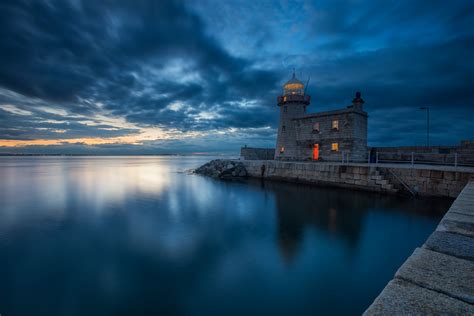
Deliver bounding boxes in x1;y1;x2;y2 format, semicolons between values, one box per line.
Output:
194;159;248;179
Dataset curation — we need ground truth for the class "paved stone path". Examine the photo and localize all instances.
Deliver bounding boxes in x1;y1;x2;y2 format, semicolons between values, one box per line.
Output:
364;181;474;315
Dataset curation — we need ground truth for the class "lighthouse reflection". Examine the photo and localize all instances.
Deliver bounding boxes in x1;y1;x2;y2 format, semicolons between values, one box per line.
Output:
250;179;447;264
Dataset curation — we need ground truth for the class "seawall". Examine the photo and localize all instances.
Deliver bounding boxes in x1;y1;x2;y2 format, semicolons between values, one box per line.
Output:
241;160;474;198
364;181;474;314
240;147;275;160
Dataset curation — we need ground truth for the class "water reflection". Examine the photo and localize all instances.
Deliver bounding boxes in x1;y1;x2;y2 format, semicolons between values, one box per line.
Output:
251;179;448;263
0;157;451;316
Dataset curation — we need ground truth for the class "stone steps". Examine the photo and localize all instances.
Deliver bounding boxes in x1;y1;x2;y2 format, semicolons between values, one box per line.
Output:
369;168;397;193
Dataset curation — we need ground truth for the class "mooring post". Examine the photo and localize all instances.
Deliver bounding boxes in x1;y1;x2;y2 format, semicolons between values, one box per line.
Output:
376;152;379;164
367;151;370;164
411;152;414;167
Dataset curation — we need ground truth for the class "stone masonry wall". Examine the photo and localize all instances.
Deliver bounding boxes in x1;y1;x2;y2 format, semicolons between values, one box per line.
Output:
294;108;368;162
242;160;398;193
275;101;307;160
241;160;474;198
373;139;474;165
379;167;473;198
240;147;275;160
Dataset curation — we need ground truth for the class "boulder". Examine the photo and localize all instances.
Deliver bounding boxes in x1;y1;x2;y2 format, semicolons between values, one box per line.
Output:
194;159;248;179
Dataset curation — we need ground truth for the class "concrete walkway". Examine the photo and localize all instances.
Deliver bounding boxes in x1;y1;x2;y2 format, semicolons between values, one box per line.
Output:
364;181;474;315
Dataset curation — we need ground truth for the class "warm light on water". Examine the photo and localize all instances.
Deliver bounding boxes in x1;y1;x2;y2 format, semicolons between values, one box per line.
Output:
0;156;450;315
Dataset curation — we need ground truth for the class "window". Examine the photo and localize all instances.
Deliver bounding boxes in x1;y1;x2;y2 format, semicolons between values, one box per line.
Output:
280;146;285;153
282;125;286;132
332;120;339;130
312;122;320;132
331;143;339;151
284;106;287;113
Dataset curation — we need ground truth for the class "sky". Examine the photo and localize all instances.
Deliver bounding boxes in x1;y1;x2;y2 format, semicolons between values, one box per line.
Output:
0;0;472;154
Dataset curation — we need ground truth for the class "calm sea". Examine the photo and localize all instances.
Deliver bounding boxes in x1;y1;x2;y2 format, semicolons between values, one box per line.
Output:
0;156;451;316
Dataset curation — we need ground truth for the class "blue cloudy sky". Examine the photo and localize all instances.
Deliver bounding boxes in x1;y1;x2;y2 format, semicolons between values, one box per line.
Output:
0;0;472;154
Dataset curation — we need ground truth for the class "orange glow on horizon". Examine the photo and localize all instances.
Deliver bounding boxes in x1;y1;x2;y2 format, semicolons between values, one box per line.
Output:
0;136;144;147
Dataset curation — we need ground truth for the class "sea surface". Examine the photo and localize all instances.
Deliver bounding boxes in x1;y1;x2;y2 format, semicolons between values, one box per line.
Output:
0;156;451;316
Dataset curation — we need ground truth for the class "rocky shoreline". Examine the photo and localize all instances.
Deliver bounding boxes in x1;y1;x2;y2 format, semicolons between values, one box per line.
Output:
194;159;248;179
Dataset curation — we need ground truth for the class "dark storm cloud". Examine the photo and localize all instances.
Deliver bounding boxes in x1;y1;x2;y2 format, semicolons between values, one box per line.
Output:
0;0;279;125
0;0;472;153
0;107;138;140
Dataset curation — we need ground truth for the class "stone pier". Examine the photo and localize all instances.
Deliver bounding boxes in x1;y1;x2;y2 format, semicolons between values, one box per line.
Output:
364;181;474;314
241;160;474;198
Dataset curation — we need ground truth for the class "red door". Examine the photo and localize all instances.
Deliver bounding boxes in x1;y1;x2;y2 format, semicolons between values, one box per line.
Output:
312;144;319;160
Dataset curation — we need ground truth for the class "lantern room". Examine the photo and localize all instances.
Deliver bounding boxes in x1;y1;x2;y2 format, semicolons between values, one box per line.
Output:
277;71;310;106
283;72;304;96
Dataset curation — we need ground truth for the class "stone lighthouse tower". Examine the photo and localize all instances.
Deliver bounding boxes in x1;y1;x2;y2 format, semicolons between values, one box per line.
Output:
274;72;311;160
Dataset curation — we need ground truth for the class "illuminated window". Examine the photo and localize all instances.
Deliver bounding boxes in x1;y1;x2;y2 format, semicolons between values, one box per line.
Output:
332;120;339;130
284;106;287;113
282;125;286;132
331;143;339;151
312;122;320;132
280;146;285;153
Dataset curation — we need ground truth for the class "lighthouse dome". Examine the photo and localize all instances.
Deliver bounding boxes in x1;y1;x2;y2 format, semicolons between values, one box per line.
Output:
283;72;304;95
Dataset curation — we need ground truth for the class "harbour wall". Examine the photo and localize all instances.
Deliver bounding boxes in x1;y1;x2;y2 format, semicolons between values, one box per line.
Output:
364;181;474;314
240;160;474;198
240;147;275;160
372;140;474;165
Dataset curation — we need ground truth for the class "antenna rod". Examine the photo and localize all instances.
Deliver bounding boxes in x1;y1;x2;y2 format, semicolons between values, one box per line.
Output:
304;76;311;95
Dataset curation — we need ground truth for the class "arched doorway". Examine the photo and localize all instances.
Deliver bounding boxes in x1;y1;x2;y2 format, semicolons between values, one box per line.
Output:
312;144;319;160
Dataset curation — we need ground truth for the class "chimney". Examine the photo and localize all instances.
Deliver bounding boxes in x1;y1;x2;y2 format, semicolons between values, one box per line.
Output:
352;91;364;111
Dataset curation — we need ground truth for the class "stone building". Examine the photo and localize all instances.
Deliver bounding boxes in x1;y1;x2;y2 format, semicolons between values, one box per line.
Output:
275;72;368;161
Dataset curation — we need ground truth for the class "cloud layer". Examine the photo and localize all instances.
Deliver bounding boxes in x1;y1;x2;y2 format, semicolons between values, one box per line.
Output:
0;0;472;153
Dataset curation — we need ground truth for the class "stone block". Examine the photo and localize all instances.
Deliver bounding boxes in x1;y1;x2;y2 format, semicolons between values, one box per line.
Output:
364;279;474;315
444;210;474;222
394;248;474;304
421;170;431;178
444;171;455;181
431;170;443;179
448;203;474;216
437;183;448;190
438;218;474;237
424;231;474;260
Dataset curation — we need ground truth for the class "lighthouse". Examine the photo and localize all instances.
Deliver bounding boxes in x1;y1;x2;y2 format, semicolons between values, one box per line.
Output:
274;71;311;160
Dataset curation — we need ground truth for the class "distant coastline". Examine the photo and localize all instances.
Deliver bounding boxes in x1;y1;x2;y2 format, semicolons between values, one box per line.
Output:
0;153;234;157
